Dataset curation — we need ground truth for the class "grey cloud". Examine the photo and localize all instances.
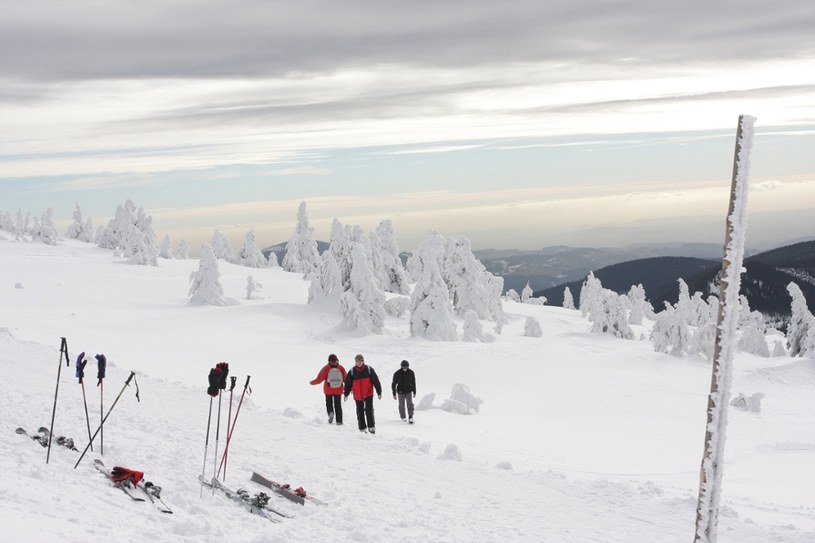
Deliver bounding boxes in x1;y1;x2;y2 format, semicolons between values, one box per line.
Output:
2;1;814;82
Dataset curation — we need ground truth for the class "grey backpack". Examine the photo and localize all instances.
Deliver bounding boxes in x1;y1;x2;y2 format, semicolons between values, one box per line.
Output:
327;367;343;388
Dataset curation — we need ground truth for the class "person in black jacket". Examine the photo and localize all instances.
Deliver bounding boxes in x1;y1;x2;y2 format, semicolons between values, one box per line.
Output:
391;360;416;423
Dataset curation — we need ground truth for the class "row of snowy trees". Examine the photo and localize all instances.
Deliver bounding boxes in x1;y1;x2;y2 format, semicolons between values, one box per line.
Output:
1;207;60;245
567;270;814;359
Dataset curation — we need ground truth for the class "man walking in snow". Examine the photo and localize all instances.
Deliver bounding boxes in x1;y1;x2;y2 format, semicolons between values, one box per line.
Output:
391;360;416;424
344;354;382;434
310;354;346;425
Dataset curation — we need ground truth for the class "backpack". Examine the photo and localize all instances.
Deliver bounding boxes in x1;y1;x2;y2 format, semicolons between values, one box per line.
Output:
327;367;343;389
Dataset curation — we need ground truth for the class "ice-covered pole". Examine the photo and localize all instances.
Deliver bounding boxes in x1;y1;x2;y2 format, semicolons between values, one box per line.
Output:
694;114;756;543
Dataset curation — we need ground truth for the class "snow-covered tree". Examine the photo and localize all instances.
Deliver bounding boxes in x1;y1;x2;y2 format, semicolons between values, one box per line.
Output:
246;275;262;300
318;250;342;298
370;219;410;294
651;302;691;356
409;233;456;341
266;251;279;268
210;229;233;261
338;243;385;335
738;326;770;357
282;201;320;276
786;282;813;357
329;219;352;287
36;208;59;246
524;316;543;338
177;240;191;259
521;282;533;303
444;236;504;323
563;287;576;310
384;296;411;317
579;272;602;317
588;289;634;339
97;200;158;265
234;229;267;268
626;284;652;325
159;235;174;259
65;203;93;242
188;244;227;306
505;289;520;302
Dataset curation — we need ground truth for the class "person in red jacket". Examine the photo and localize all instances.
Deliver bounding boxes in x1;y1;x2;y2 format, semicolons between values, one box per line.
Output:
343;353;382;434
310;353;347;425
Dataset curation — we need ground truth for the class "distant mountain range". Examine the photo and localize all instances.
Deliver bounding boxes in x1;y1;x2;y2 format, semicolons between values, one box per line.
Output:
532;240;815;322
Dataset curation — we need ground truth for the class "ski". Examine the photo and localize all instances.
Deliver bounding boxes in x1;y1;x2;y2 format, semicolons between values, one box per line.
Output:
94;459;145;502
199;475;282;523
251;471;328;507
15;427;78;451
137;481;174;514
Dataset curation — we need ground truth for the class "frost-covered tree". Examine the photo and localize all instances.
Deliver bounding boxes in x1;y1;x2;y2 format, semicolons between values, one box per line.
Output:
588;289;634;339
267;251;279;268
188;244;227;306
524;316;543;338
563;287;576;310
651;303;691;356
97;200;158;265
738;326;770;357
786;282;814;357
329;219;352;287
65;203;93;242
234;229;267;268
384;296;410;318
318;250;342;298
36;208;59;246
444;237;504;325
505;289;520;302
177;240;191;259
521;282;533;303
282;201;320;276
579;272;603;317
246;275;262;300
210;229;233;262
627;284;653;325
370;219;410;294
338;243;385;335
159;235;174;259
409;233;456;341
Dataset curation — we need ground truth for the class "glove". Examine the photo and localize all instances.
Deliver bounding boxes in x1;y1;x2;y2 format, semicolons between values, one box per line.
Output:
95;354;107;385
75;352;87;382
207;367;221;397
111;466;144;486
216;362;229;390
377;393;382;400
393;395;396;400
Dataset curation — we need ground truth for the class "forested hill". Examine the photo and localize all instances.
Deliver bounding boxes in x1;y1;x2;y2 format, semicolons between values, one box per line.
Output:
535;240;815;322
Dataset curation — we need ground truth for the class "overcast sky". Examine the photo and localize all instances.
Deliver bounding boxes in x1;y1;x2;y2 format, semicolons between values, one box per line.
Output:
2;0;814;252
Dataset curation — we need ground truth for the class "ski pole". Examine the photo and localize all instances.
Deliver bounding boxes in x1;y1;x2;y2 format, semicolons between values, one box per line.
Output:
74;371;138;469
96;354;107;455
221;376;237;481
47;337;71;464
211;362;229;485
217;375;251;479
75;352;93;453
199;395;214;497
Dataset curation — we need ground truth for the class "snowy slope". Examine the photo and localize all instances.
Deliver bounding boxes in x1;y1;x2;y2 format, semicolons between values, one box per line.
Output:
1;239;813;543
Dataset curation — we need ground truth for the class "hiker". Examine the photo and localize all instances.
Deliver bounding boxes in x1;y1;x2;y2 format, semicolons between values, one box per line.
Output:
391;360;416;424
310;354;347;425
343;353;382;434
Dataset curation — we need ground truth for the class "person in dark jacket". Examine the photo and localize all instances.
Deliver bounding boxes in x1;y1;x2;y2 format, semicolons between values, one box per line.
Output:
310;353;347;425
391;360;416;423
344;353;382;434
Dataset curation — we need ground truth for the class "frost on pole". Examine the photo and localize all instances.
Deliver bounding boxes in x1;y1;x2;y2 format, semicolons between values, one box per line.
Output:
694;115;756;543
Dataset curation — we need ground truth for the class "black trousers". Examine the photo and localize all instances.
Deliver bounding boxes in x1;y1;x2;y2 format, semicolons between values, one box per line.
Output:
325;394;343;424
354;396;375;430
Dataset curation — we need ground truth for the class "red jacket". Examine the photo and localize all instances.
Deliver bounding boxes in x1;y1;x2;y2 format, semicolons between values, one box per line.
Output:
310;363;347;395
343;364;382;401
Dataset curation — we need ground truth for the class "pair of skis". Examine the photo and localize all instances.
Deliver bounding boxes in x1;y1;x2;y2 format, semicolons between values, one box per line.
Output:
16;426;78;451
94;459;173;514
251;471;328;507
199;474;291;522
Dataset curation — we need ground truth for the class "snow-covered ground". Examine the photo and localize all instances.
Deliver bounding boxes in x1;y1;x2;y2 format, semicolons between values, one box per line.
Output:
1;238;813;542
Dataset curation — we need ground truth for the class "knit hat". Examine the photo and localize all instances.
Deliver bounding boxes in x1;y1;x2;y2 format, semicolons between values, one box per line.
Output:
328;354;338;362
400;360;409;368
